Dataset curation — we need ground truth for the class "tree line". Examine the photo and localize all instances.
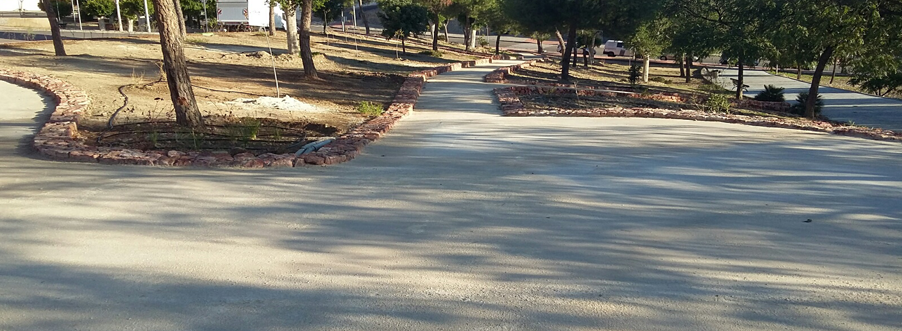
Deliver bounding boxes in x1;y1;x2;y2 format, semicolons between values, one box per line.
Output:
38;0;902;128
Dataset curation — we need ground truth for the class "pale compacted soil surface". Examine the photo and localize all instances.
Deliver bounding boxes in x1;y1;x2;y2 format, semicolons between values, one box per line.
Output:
1;62;901;330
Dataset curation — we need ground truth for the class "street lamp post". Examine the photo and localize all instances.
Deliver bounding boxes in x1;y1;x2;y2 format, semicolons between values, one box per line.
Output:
202;0;207;32
144;0;151;32
115;0;123;32
76;0;82;30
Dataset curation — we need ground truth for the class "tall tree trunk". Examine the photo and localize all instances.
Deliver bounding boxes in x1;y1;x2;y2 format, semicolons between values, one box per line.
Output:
431;13;439;51
269;1;275;36
554;28;566;54
572;43;578;67
285;5;299;54
583;49;589;67
173;0;186;38
536;39;544;53
587;31;598;66
678;55;685;77
495;33;501;55
642;57;650;82
685;56;692;83
561;23;577;82
300;0;318;79
796;63;802;80
463;19;472;51
359;0;370;35
469;28;477;50
830;58;837;84
41;0;66;56
401;38;406;54
443;18;449;42
323;10;328;34
127;18;135;32
736;57;744;99
805;45;835;118
152;0;203;128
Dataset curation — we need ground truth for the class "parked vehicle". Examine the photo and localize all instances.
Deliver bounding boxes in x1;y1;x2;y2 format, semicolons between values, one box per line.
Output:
603;40;633;57
659;54;701;62
217;0;285;31
719;53;760;67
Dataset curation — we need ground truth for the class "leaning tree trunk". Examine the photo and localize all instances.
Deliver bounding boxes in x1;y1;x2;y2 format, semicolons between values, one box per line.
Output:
431;13;439;51
463;21;471;51
40;0;66;56
300;0;318;79
561;23;577;82
805;45;835;118
495;33;501;55
554;28;566;54
285;5;299;54
443;18;450;42
152;0;204;128
173;0;187;38
269;1;275;36
359;0;370;35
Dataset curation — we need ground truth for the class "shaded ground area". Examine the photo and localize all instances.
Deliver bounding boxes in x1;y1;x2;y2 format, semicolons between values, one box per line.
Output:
507;60;708;95
1;63;901;330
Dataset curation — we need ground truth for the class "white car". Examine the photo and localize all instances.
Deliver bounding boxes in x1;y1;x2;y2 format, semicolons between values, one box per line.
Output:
603;40;633;57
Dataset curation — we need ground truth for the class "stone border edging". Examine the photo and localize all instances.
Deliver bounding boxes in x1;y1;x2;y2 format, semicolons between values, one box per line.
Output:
494;86;902;143
1;56;506;168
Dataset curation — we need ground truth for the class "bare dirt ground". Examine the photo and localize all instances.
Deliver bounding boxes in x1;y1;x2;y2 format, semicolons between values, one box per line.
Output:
0;30;478;153
509;61;710;95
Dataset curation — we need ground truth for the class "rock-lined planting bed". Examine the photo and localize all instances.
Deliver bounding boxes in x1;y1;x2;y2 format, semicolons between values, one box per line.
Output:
1;56;507;168
494;85;902;143
486;60;794;114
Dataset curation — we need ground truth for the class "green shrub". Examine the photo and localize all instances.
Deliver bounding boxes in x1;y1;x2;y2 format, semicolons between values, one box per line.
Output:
184;37;205;45
628;64;642;88
477;36;489;48
789;92;824;116
418;50;443;58
704;94;731;113
650;76;668;84
754;84;786;102
357;101;384;117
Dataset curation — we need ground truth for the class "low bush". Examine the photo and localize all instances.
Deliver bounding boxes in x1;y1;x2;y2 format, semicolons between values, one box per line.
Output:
418;50;443;58
357;101;384;117
754;84;786;102
789;92;824;116
704;94;731;113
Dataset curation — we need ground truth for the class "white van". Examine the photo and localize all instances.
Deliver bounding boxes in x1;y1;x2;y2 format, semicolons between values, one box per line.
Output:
603;40;633;57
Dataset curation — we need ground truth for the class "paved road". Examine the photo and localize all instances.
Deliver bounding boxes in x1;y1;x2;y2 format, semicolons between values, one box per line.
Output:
2;64;902;330
717;69;902;131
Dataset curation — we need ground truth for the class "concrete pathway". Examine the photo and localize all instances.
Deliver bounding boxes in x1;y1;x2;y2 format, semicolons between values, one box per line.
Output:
2;65;902;330
717;69;902;131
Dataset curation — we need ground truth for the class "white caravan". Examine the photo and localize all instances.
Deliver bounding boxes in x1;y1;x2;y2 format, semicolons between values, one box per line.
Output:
217;0;285;30
602;40;634;57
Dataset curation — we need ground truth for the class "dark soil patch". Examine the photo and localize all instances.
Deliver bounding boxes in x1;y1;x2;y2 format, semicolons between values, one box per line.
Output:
521;94;697;112
82;117;339;155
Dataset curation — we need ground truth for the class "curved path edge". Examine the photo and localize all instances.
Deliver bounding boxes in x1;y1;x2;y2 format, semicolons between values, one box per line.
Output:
0;55;516;168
